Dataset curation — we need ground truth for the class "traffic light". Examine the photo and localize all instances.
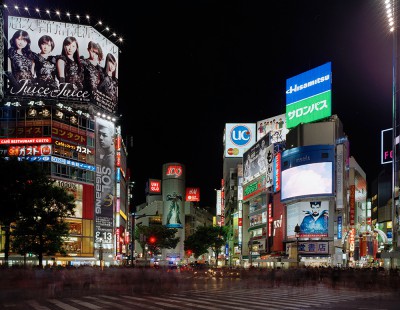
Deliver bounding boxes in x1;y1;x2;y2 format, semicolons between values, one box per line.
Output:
187;249;192;256
149;236;156;244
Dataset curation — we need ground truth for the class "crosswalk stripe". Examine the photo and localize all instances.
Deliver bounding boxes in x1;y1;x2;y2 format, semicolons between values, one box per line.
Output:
69;298;103;309
174;292;310;309
25;300;52;310
105;295;168;309
3;283;393;309
47;299;80;310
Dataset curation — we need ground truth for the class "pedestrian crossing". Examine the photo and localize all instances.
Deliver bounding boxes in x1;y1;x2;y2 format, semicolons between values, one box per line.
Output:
2;284;393;310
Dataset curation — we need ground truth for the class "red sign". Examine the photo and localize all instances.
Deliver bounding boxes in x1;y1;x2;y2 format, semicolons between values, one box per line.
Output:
186;187;200;202
349;185;355;226
8;144;52;156
274;152;281;192
166;165;183;177
149;179;161;194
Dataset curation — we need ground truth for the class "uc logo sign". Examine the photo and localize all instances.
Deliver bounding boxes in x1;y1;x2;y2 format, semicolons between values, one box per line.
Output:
230;125;252;146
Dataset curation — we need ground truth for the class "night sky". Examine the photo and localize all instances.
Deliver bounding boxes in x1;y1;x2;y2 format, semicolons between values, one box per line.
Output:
4;1;394;210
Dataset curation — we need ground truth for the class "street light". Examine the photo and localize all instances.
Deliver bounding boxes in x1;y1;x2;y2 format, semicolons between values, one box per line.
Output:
294;224;300;267
383;0;399;265
98;238;104;270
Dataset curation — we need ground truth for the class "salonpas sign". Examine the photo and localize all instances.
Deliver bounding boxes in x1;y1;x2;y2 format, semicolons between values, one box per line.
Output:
285;62;332;129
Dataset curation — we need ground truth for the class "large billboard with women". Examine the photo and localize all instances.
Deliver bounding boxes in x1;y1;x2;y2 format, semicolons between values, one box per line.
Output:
5;15;119;114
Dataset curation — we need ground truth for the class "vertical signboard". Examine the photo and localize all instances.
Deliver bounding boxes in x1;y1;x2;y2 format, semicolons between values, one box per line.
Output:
94;118;116;246
273;151;281;193
337;216;342;239
162;163;185;229
349;185;355;226
336;144;344;209
286;62;332;128
381;128;393;164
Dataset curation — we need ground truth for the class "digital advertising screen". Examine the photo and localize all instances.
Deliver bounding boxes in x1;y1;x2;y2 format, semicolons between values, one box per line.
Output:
281;145;334;202
5;15;119;114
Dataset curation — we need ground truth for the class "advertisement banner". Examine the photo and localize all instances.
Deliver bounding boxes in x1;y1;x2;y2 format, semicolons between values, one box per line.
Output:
281;145;334;202
6;16;119;113
243;135;270;184
286;62;332;128
336;144;344;209
186;187;200;202
94;118;115;246
287;200;329;238
54;179;83;218
256;113;289;142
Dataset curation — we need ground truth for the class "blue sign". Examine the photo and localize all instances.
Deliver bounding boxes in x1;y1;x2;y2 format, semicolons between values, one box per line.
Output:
337;216;342;239
286;62;332;105
230;125;252;146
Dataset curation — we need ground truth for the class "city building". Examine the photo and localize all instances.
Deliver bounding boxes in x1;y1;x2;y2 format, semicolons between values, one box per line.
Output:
130;162;213;265
0;7;130;267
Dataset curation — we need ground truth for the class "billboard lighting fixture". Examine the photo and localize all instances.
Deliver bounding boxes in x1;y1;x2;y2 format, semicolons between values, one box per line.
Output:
1;4;123;46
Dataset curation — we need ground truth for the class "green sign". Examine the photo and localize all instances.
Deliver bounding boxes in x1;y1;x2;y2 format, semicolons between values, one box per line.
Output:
286;90;331;128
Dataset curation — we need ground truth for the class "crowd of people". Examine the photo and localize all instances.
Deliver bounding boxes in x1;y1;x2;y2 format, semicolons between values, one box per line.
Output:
1;265;400;303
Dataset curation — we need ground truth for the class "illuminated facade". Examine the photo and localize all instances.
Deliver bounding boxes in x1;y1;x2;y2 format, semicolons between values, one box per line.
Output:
0;6;129;266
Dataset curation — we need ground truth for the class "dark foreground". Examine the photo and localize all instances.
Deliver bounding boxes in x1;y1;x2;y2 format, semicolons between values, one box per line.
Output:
1;266;400;309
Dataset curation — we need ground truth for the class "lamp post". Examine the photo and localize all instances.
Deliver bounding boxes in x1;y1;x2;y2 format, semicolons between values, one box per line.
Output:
383;0;399;266
294;224;300;268
99;238;104;270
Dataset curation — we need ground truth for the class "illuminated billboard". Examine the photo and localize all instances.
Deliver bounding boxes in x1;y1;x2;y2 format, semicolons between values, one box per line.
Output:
5;15;119;114
224;123;256;158
148;179;161;194
286;200;330;238
243;135;273;185
286;62;332;128
256;113;289;142
281;145;334;202
186;187;200;202
381;128;393;164
94;118;116;246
